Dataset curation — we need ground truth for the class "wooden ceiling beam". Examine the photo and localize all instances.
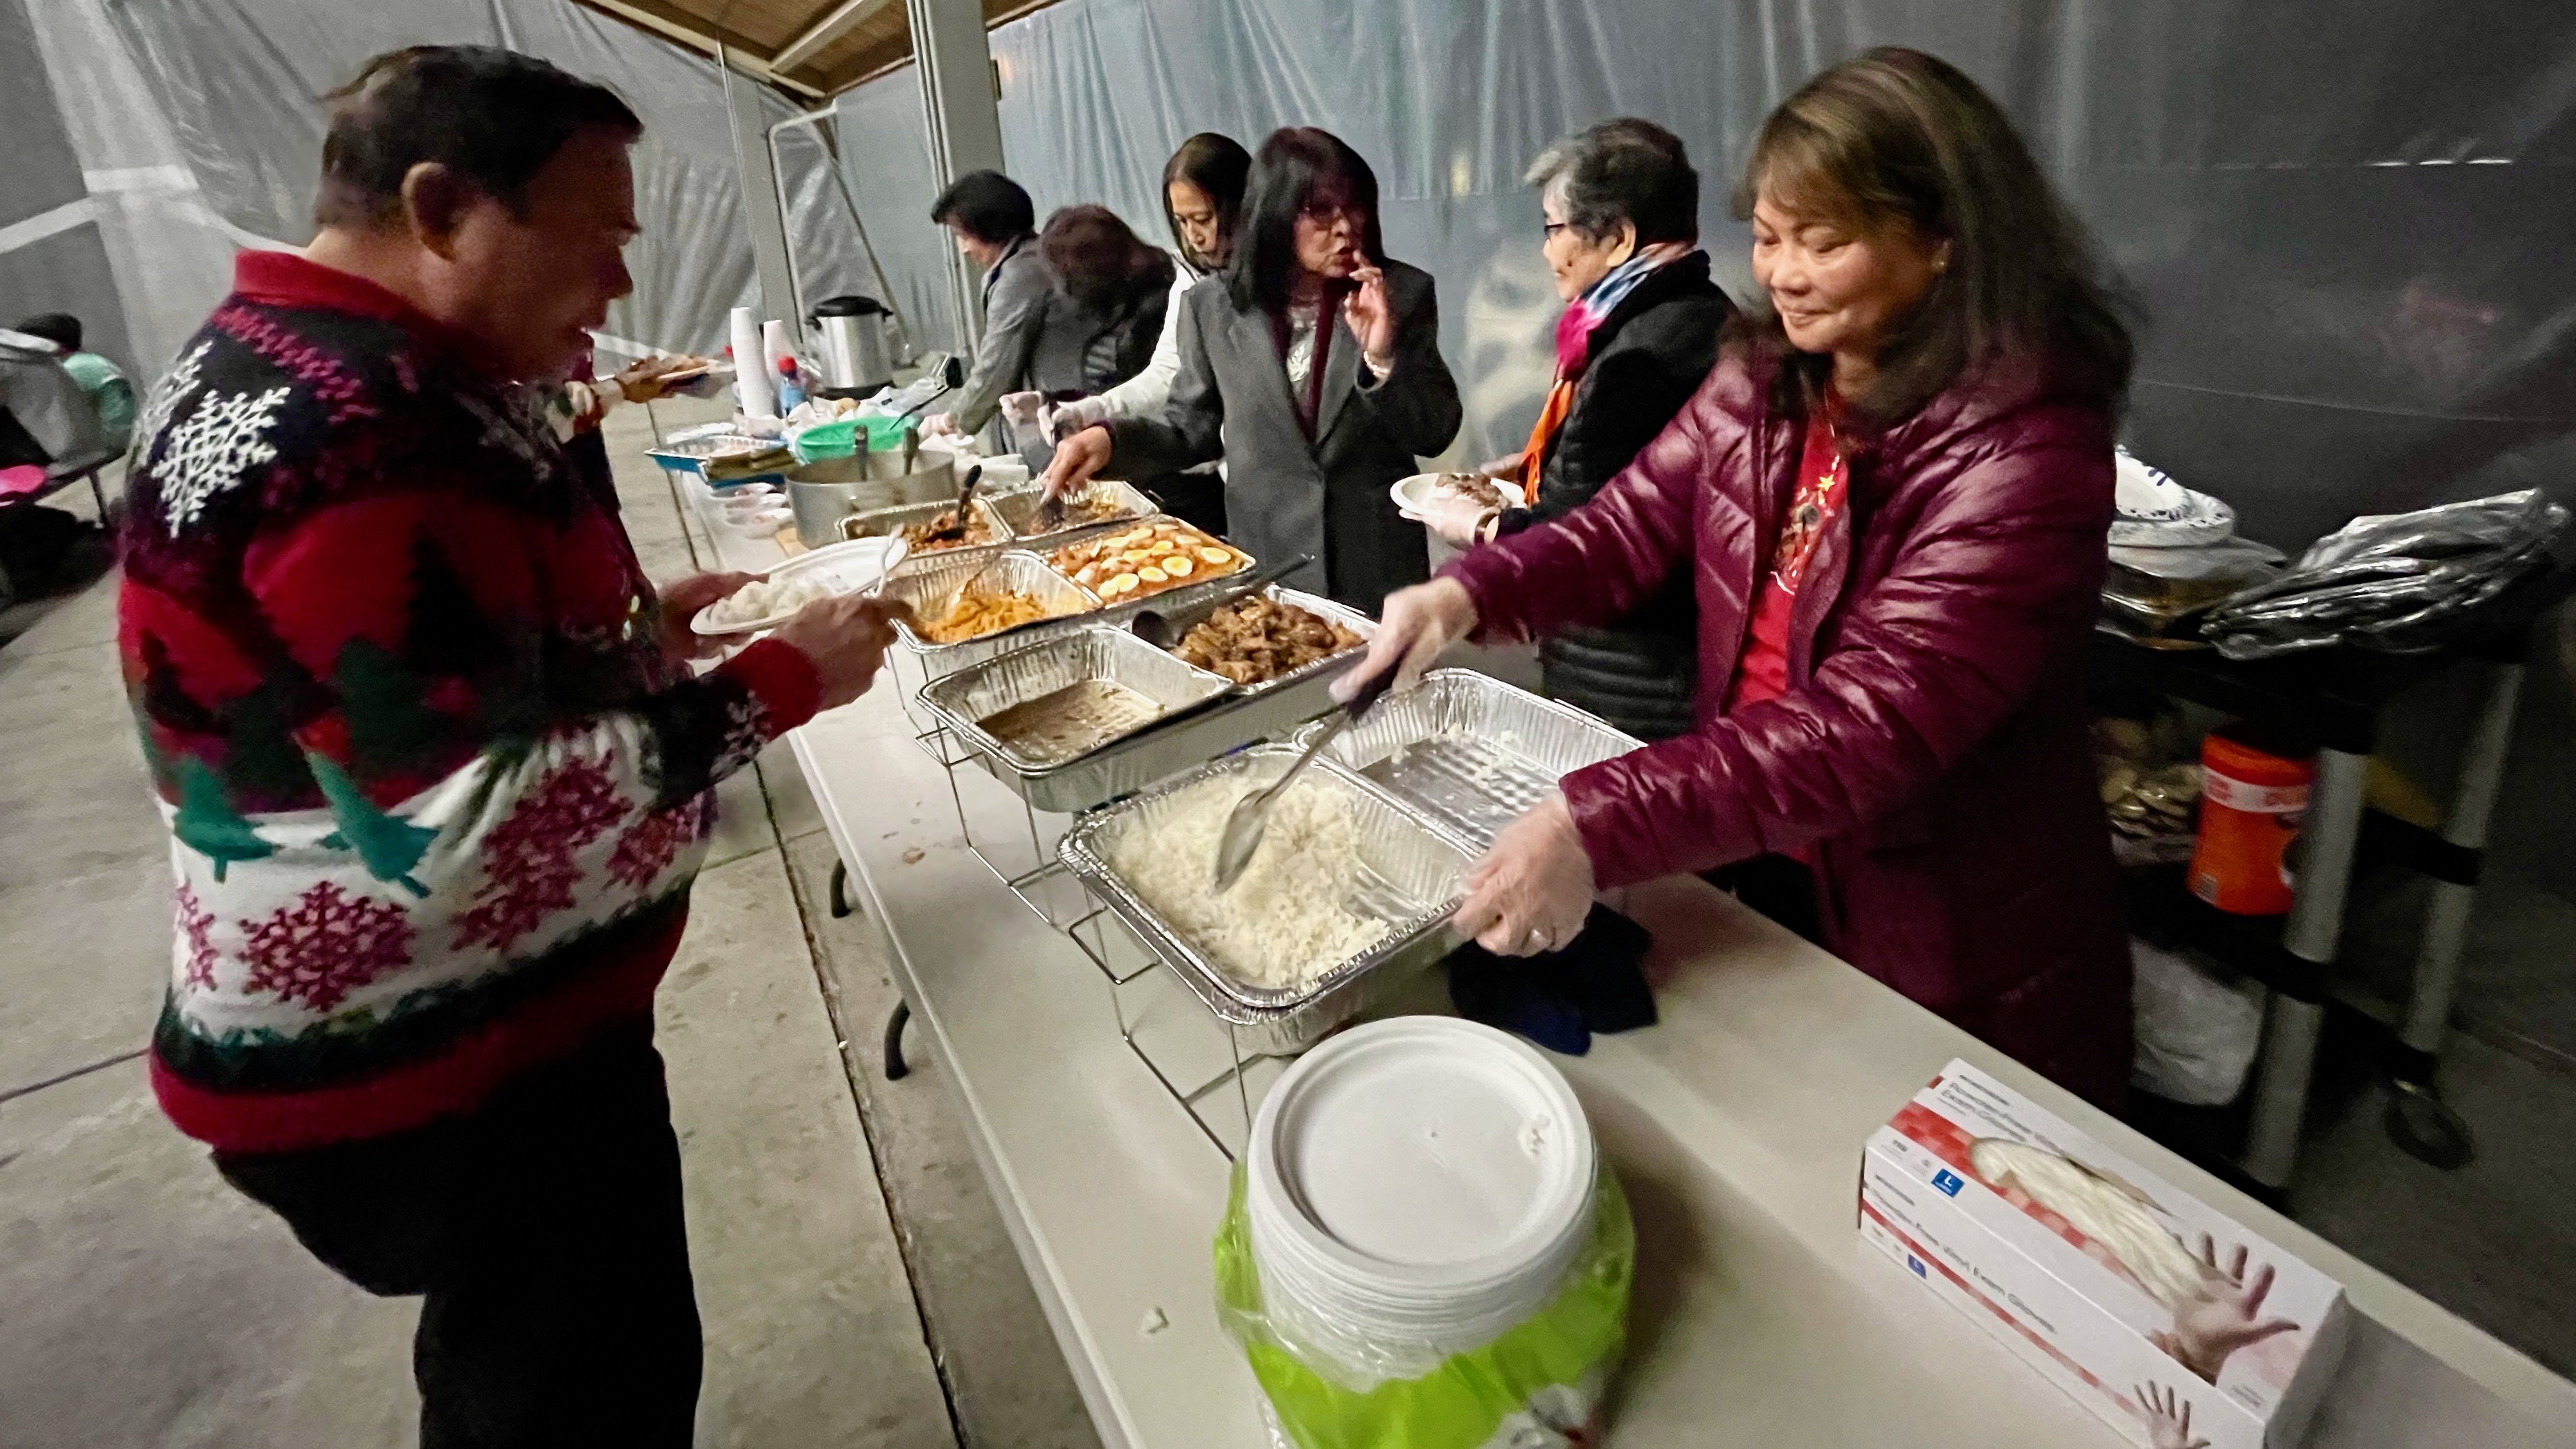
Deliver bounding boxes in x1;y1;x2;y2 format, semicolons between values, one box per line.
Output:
770;0;899;73
571;0;830;99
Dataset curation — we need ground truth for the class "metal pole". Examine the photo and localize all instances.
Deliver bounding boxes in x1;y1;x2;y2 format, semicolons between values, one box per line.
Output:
717;44;802;342
769;109;918;364
2403;661;2524;1053
2239;745;2371;1192
904;0;1006;347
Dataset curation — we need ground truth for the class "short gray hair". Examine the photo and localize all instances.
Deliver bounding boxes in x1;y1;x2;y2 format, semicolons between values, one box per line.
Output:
1523;118;1700;247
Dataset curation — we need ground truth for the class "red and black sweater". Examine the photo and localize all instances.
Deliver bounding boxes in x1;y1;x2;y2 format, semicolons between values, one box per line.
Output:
120;251;818;1153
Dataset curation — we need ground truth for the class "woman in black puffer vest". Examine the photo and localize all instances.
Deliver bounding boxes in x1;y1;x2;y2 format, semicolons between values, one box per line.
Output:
1417;120;1734;740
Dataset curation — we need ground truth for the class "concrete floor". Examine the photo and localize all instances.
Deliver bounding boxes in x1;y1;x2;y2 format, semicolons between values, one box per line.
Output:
0;409;1102;1448
3;397;2569;1443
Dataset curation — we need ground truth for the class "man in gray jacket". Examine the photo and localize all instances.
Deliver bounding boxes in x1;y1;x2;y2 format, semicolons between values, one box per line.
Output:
924;170;1050;441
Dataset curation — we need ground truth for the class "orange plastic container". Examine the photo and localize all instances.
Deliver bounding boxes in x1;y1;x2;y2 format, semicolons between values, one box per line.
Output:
2188;725;2316;916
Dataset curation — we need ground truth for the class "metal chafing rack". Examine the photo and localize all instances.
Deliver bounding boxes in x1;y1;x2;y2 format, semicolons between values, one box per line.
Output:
1057;745;1472;1055
915;584;1376;815
877;528;1640;1154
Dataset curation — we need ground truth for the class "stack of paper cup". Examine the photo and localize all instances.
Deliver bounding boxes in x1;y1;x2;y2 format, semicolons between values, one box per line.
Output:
1244;1018;1597;1377
730;305;773;418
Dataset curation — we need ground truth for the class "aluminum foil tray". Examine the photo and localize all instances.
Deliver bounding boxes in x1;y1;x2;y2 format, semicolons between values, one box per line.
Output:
646;425;792;481
1058;745;1469;1052
1297;668;1641;852
948;585;1375;814
985;479;1157;541
836;495;1013;557
886;549;1101;674
1148;585;1376;702
920;626;1234;787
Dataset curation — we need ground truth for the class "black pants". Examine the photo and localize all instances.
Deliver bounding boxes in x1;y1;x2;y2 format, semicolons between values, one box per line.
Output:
1706;853;1825;945
216;1024;701;1448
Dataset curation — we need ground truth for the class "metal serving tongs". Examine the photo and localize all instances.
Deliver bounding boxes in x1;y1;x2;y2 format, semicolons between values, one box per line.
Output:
921;463;985;544
1129;554;1312;650
1210;667;1397;893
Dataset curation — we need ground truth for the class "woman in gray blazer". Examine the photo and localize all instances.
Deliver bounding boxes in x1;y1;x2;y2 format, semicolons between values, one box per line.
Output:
1042;128;1463;614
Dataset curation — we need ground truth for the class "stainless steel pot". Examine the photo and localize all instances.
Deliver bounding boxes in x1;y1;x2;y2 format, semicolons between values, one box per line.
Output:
810;295;894;395
785;455;954;547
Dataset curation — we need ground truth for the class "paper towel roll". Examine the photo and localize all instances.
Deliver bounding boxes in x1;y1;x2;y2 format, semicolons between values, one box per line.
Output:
730;306;773;418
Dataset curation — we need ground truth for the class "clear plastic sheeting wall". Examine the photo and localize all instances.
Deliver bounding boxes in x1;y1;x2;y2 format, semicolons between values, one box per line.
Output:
828;0;2576;1066
15;0;870;379
832;74;966;358
837;0;2575;556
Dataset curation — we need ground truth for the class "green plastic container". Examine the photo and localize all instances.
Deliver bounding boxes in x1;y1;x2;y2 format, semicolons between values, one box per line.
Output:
1214;1163;1634;1449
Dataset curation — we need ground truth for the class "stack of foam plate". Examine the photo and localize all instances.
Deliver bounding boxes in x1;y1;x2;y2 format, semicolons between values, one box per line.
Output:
1245;1018;1597;1371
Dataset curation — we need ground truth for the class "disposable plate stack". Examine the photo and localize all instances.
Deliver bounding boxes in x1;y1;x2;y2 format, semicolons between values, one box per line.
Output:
1244;1017;1597;1371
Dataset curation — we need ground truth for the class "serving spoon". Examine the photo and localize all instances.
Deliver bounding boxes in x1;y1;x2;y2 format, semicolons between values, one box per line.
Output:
921;463;985;544
1210;668;1396;893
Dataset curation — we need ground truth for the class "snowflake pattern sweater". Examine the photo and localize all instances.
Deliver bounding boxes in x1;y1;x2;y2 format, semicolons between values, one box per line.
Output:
120;252;821;1153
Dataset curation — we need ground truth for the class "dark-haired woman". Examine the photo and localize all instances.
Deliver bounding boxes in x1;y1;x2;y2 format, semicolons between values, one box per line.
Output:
1030;205;1175;397
1344;50;2137;1105
1413;118;1733;742
1044;133;1252;532
1044;127;1461;613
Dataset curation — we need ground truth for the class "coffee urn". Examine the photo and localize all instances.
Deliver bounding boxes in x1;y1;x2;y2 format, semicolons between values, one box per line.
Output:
808;294;894;397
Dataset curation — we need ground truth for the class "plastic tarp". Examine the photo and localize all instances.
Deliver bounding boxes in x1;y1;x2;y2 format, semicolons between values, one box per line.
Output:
832;75;969;359
832;0;2575;555
10;0;870;380
828;0;2576;1061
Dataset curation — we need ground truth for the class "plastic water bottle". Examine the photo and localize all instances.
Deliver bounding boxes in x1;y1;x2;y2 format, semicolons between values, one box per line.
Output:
776;356;807;411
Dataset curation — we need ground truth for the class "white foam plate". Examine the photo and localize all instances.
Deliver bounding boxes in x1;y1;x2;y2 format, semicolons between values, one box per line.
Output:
1251;1017;1592;1292
690;535;898;637
1391;471;1525;519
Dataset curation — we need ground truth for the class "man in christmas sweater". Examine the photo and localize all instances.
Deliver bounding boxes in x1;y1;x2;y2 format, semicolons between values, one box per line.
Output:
116;47;901;1446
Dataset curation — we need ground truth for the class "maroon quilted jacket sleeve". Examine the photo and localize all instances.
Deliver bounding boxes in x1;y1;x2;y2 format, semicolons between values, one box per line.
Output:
1454;389;2113;889
1440;378;1724;642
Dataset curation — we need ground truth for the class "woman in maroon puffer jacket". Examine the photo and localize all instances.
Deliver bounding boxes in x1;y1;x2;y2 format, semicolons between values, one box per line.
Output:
1342;47;2138;1106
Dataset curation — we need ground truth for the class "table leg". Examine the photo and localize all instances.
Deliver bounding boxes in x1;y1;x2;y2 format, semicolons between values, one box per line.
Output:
86;470;108;521
830;859;854;918
884;999;912;1080
2240;746;2370;1193
2385;660;2521;1168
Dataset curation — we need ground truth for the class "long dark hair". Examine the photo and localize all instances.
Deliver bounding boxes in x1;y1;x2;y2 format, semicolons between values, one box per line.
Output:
1731;47;2134;425
1227;127;1387;314
1041;205;1174;309
1160;132;1251;272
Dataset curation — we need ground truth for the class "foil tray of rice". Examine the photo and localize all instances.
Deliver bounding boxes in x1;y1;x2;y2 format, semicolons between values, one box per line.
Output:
1058;745;1471;1051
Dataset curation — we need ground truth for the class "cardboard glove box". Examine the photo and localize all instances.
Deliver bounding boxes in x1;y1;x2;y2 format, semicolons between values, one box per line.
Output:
1857;1060;2349;1448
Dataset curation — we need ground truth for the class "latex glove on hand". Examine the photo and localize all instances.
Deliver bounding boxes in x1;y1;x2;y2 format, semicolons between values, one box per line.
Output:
1039;425;1114;500
1450;792;1596;956
1330;577;1479;704
1407;493;1497;548
658;571;762;659
998;390;1047;441
1044;395;1111;446
919;412;965;441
